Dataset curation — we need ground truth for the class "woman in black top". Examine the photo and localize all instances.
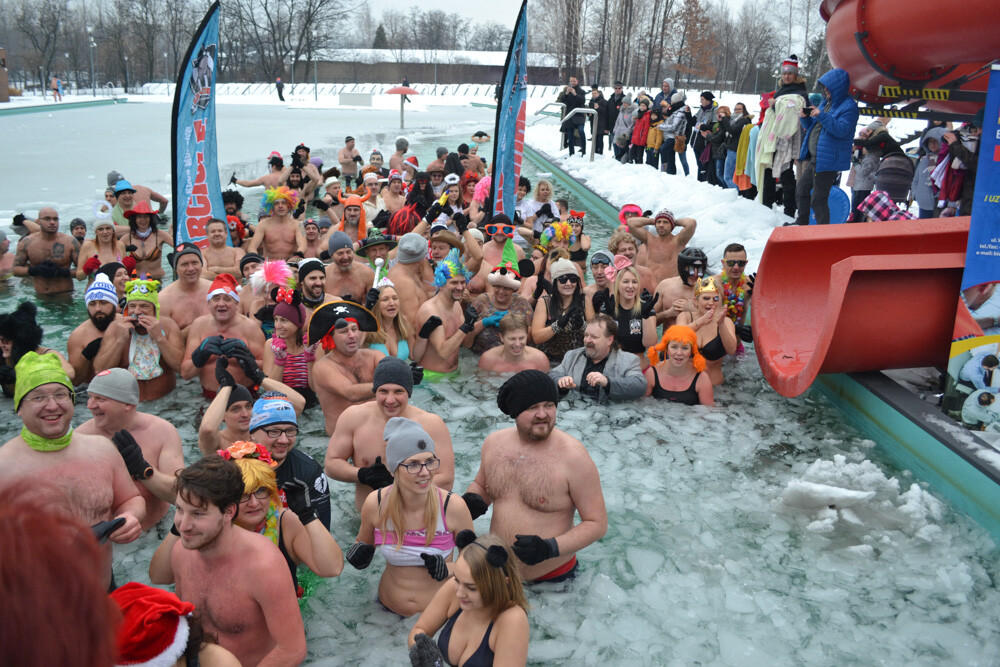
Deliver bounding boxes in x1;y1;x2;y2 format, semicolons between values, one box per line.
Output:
644;325;715;406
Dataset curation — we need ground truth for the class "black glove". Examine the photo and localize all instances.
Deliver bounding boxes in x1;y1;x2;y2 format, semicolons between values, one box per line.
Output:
91;517;126;544
459;305;479;334
425;202;443;222
418;316;443;339
112;430;153;480
346;542;376;569
125;244;138;253
319;250;331;261
312;198;330;211
27;260;62;278
372;210;391;229
0;365;15;385
409;633;446;667
538;203;553;218
282;478;318;526
357;456;393;489
452;212;469;234
353;155;364;164
640;289;659;318
228;172;238;186
254;304;276;324
513;210;523;226
569;306;585;329
12;213;26;227
215;355;236;388
341;294;354;304
420;553;449;581
746;272;756;298
294;200;306;217
291;152;304;168
592;288;613;315
229;345;266;386
643;209;653;217
410;362;424;386
191;335;225;367
736;324;754;343
364;287;380;311
462;492;488;520
532;277;553;301
512;534;559;565
81;337;103;361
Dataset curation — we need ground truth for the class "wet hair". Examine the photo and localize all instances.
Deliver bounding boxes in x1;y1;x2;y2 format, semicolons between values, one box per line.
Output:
0;301;44;367
174;456;243;517
0;480;118;666
588;313;619;344
459;533;529;617
233;457;282;510
556;198;569;213
499;312;529;336
457;143;470;155
723;242;746;256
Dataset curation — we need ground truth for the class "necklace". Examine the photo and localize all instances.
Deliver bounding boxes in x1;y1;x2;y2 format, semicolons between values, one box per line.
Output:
22;426;73;452
720;275;748;321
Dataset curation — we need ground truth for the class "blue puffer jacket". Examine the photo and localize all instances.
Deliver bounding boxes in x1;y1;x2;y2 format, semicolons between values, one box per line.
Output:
799;69;860;172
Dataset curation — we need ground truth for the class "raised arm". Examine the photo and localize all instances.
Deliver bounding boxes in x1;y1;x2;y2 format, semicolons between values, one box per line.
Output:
197;386;230;456
673;217;696;247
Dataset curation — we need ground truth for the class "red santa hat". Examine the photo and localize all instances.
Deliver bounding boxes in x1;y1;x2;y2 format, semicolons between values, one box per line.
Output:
206;273;241;302
110;582;195;667
781;55;800;74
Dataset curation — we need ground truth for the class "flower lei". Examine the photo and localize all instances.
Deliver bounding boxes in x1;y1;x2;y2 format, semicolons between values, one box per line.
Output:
720;274;748;321
257;503;280;546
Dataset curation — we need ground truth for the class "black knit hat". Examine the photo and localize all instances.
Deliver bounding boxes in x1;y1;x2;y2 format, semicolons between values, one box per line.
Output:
497;370;559;419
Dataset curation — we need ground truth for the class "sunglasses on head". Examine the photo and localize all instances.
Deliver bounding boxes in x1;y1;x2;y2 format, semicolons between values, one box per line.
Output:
555;274;579;284
725;260;747;268
486;224;515;237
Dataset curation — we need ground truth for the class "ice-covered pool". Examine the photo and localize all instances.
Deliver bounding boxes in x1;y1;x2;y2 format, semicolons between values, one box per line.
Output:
3;102;1000;665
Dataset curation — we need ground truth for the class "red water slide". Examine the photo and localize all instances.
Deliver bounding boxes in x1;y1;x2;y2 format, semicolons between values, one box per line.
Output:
821;0;999;114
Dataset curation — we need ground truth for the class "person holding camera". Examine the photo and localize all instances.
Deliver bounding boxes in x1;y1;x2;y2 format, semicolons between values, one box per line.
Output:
940;107;985;217
557;76;588;156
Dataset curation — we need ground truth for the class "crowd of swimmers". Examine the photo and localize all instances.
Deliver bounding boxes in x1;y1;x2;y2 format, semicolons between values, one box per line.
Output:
0;133;758;665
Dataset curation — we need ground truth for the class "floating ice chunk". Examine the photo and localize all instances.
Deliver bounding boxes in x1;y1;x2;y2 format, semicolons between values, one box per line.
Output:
724;587;756;613
782;480;877;509
844;544;875;557
626;546;665;576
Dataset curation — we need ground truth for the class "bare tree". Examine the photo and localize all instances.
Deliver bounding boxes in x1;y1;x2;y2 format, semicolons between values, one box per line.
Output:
15;0;71;87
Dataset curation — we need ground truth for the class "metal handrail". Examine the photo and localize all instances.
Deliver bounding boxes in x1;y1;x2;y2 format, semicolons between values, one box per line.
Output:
531;102;565;125
560;107;599;163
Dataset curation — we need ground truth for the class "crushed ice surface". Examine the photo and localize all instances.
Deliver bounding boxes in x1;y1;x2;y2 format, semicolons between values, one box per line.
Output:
4;100;1000;664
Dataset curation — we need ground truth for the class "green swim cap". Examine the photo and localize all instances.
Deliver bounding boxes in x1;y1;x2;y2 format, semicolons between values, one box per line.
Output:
14;352;73;410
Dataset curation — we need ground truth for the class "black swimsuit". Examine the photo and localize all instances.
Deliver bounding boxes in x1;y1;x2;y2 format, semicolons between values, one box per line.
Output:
437;609;495;667
569;246;588;262
700;330;726;361
650;368;702;405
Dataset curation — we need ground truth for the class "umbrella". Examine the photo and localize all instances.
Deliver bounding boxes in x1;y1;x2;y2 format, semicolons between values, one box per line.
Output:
385;86;419;129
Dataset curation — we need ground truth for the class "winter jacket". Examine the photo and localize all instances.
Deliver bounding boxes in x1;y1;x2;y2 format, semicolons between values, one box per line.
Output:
662;103;688;139
558;84;586;128
708;122;727;160
606;92;627;133
851;122;887;190
612;101;636;144
774;77;809;104
948;132;980;216
720;113;752;152
799;69;860;173
692;101;718;154
548;348;647;403
589;93;609;135
647;109;668;150
911;127;948;211
632;108;652;147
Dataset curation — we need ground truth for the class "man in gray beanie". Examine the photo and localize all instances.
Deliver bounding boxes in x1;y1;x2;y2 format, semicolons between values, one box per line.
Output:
76;368;185;530
464;369;607;582
388;232;432;327
326;356;454;513
325;230;375;302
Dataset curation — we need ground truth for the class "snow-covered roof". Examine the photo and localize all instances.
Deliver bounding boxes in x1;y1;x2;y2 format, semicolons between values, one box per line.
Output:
314;48;560;68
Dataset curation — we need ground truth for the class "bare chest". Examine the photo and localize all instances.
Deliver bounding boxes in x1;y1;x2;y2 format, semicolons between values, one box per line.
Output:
484;447;571;512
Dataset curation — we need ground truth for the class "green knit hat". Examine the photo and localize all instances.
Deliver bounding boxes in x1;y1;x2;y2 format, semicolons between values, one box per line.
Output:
125;278;160;316
14;351;73;410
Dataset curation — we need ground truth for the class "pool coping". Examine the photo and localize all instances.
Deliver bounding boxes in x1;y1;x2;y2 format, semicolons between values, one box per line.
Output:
0;98;127;116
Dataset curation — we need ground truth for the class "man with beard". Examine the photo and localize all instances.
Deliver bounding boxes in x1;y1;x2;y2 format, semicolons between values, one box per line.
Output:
654;246;708;327
297;258;334;316
414;258;478;377
201;218;245;279
159;244;212;342
309;300;385;435
464;370;607;582
246;187;306;260
625;210;697;284
549;315;646;402
181;274;266;398
77;368;185;529
325;231;374;301
93;278;184;402
12;206;80;295
0;352;145;589
67;273;120;384
148;456;307;666
325;356;450;513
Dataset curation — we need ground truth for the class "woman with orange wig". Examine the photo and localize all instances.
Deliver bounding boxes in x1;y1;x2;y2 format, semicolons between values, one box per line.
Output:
644;325;715;405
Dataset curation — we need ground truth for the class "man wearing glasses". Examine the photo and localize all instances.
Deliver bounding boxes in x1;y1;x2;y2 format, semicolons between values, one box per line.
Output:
713;243;754;328
0;352;145;588
12;206;80;295
249;394;331;529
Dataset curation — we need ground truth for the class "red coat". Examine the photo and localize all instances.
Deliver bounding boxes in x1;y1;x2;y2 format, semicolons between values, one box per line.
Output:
631;110;651;147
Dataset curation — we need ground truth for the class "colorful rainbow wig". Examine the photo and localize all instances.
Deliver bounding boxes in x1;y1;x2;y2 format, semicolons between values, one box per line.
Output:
249;259;297;296
540;221;577;247
433;248;472;288
259;186;300;215
646;325;706;372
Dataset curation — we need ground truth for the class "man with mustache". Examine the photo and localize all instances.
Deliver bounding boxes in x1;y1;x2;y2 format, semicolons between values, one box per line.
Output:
67;273;120;384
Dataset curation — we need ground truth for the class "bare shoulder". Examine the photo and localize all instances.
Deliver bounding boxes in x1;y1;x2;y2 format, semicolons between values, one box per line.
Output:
495;605;529;633
141;412;181;434
74;417;98;435
337;402;371;427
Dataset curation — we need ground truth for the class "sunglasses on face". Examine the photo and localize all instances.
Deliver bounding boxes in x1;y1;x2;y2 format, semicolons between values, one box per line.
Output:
555;274;579;284
486;224;515;237
591;258;612;267
725;260;747;268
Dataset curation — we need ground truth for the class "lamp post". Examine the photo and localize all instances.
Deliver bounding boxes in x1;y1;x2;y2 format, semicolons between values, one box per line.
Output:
163;52;168;81
754;64;760;94
312;31;318;102
87;26;96;97
64;52;70;92
123;55;129;93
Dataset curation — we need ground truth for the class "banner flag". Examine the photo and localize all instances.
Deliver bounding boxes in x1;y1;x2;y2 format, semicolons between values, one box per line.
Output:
172;1;228;248
490;0;528;220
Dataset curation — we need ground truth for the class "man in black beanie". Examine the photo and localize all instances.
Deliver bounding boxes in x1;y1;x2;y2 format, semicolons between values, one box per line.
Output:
464;369;607;582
